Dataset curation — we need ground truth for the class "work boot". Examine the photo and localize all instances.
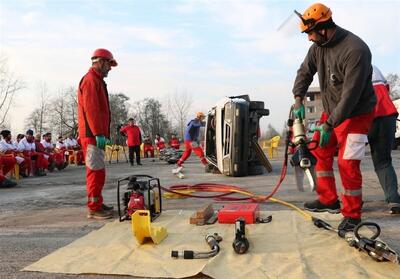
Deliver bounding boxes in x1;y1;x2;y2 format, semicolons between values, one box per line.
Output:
0;178;17;188
338;217;361;238
35;168;47;176
48;162;55;172
172;165;183;174
102;204;114;211
87;209;113;220
304;199;340;214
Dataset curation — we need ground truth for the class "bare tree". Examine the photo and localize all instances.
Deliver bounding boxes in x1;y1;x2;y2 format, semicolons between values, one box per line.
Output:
0;57;25;128
25;82;49;133
166;90;192;140
37;82;49;134
47;87;77;137
25;109;42;133
132;98;170;140
109;93;130;144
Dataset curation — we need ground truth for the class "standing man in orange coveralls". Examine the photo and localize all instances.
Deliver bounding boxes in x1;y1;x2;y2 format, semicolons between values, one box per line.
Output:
78;48;117;220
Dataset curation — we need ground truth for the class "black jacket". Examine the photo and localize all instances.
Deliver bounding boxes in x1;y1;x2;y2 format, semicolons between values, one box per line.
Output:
292;26;376;127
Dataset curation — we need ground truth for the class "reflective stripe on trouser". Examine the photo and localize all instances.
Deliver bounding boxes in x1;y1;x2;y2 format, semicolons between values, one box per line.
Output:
312;112;374;219
81;137;106;211
177;140;207;166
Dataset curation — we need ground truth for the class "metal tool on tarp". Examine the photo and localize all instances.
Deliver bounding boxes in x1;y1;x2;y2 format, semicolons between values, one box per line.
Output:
232;218;249;254
287;109;318;191
171;233;222;259
345;222;399;264
313;218;399;264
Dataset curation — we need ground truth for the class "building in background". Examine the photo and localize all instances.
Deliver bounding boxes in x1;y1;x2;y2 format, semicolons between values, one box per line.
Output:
304;86;323;133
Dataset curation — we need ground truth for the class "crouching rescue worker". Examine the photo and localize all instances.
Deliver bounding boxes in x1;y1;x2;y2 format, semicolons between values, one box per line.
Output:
169;134;180;149
175;112;208;169
78;48;117;220
292;3;376;236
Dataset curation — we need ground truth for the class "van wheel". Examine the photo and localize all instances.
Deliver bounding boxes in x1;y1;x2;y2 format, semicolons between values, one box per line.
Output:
249;101;264;110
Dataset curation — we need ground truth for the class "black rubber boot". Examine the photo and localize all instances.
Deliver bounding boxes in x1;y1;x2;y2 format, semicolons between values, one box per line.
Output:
304;199;341;214
338;217;361;238
0;178;17;188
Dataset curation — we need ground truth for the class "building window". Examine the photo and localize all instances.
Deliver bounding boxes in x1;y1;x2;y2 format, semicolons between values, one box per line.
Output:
306;106;314;113
307;94;315;101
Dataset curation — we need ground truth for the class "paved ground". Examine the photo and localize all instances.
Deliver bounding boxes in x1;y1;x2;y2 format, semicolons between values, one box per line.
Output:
1;148;399;278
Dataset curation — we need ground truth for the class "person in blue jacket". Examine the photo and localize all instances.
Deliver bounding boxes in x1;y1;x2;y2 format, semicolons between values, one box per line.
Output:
176;112;208;168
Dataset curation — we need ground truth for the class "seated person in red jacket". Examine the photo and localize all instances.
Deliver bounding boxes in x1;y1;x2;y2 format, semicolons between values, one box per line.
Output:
154;134;166;152
34;134;50;170
65;134;84;165
120;118;142;166
169;134;180;149
41;133;65;171
18;129;46;176
0;130;18;179
0;130;25;173
55;136;68;169
143;136;154;158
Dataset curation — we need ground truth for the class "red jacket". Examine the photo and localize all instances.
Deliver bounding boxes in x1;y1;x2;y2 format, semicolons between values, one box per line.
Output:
34;141;46;153
77;67;111;138
169;138;180;148
373;83;398;119
120;125;141;146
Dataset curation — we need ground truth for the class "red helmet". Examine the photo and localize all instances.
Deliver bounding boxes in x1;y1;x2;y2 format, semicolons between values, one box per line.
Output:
91;48;118;66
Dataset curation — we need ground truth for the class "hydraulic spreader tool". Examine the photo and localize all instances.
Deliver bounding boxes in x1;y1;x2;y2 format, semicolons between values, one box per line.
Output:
287;108;318;192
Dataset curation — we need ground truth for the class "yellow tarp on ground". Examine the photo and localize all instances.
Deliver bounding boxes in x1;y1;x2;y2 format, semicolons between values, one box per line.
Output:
23;210;400;279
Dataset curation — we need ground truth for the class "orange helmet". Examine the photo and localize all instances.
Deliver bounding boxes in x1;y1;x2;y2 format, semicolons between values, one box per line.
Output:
91;48;118;66
295;3;332;33
196;112;205;119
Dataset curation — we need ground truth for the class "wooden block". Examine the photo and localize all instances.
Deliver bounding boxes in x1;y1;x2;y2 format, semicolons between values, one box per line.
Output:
205;212;217;225
190;213;199;224
196;204;214;219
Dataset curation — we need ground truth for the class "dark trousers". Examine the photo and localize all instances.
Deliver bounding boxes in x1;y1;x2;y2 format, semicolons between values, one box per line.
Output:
128;145;141;165
368;115;400;205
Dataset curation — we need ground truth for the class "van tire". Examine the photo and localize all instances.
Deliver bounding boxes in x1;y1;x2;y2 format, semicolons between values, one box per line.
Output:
249;101;264;110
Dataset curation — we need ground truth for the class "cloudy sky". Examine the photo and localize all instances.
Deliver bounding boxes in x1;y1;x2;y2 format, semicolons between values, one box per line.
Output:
1;0;399;134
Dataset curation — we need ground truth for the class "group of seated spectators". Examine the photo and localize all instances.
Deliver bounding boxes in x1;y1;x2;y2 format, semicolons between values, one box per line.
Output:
0;129;84;187
142;133;180;158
